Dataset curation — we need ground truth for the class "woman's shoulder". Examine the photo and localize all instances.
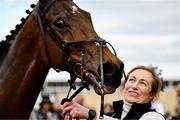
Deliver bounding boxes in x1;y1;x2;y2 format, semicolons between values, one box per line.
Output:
140;111;165;120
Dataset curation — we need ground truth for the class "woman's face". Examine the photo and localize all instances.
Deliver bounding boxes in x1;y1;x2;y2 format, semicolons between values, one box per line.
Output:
123;69;153;104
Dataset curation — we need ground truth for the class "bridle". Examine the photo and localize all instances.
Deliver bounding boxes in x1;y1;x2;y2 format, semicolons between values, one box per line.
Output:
36;0;126;119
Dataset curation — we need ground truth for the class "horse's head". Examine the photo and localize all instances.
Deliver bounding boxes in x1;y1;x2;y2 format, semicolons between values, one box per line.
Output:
37;0;124;95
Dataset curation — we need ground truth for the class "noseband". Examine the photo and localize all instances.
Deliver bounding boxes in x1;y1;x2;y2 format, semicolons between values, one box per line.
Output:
36;0;126;119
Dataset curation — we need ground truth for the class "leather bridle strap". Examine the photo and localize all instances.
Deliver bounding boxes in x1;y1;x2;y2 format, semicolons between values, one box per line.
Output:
99;39;105;119
36;0;78;88
36;1;55;69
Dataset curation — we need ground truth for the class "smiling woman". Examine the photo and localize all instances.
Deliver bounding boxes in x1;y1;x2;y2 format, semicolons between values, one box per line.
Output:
63;65;165;120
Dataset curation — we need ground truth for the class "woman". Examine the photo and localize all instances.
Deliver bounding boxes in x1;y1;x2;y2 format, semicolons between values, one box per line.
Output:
63;65;165;120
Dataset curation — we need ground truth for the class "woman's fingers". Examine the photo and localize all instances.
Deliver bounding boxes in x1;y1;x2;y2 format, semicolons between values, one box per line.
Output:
63;101;73;108
64;113;71;120
69;109;79;118
63;102;73;113
63;101;89;119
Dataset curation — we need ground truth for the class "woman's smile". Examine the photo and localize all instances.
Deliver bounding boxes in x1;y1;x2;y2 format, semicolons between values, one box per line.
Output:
128;91;139;97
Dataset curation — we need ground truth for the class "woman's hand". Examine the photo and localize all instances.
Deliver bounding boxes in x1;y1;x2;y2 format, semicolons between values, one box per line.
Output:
63;101;89;119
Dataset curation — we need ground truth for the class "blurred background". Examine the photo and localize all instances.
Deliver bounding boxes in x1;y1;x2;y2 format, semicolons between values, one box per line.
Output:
0;0;179;119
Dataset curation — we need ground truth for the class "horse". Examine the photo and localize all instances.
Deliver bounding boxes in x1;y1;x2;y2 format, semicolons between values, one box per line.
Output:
0;0;124;118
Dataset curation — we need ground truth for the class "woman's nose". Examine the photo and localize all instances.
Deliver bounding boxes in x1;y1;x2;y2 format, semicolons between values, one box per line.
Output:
132;82;138;89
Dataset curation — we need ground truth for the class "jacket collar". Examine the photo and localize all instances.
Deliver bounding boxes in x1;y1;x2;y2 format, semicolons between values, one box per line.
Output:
113;100;151;119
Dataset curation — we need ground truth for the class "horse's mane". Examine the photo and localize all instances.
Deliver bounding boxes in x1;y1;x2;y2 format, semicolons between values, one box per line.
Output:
0;4;35;56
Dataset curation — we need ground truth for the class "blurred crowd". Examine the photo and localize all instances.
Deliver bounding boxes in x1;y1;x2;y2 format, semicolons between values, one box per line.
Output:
29;95;63;120
29;95;85;120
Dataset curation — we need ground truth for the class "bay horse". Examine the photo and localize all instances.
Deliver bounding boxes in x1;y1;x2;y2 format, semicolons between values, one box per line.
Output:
0;0;124;118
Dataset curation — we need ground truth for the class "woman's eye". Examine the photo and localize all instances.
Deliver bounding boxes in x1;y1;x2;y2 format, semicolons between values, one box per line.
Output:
140;81;147;86
128;78;135;82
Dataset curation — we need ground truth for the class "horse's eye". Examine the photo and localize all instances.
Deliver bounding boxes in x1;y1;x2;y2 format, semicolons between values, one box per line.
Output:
54;18;65;29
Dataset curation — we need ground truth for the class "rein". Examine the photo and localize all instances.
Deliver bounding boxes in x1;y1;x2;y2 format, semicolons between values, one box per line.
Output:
99;39;105;119
35;0;126;119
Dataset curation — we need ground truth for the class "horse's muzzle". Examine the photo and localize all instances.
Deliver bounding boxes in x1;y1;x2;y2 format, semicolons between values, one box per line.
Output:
75;62;124;95
96;62;124;94
85;62;124;95
99;62;124;88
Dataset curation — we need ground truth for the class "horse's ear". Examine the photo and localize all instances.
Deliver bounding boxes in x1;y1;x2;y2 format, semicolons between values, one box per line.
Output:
39;0;48;10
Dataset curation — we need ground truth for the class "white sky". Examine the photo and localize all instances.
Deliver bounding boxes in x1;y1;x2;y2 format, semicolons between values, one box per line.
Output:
0;0;180;81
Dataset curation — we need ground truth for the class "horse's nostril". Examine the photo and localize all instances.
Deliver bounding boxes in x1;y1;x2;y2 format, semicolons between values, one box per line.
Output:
98;62;124;88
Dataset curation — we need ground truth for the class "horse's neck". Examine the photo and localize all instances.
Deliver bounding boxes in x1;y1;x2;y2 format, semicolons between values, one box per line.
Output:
0;14;50;118
0;53;6;66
